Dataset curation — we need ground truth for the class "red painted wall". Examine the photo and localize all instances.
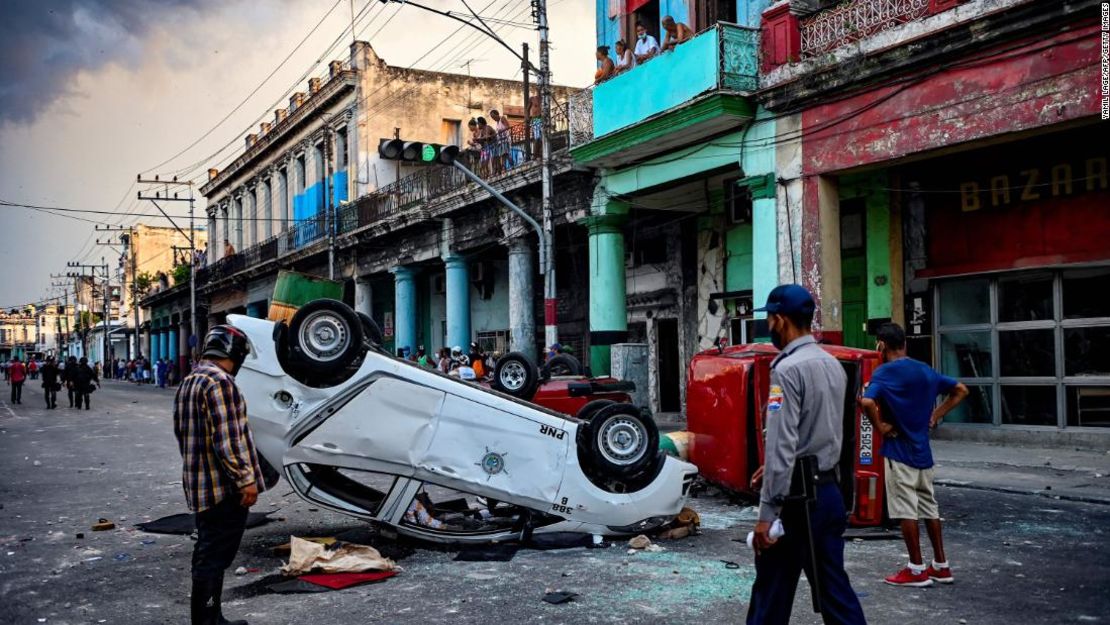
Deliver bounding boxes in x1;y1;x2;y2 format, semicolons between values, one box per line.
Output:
800;25;1102;176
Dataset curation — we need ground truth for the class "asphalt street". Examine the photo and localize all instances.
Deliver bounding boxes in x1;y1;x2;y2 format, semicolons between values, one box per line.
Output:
1;380;1108;624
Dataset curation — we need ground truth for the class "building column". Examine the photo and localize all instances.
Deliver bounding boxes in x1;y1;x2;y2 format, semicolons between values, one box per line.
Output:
354;276;373;318
586;213;628;376
179;319;190;371
168;327;179;365
444;255;471;350
392;266;417;355
799;175;843;343
507;239;536;361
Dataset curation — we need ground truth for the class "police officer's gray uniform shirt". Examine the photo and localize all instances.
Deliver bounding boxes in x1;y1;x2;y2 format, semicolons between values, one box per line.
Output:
759;335;848;522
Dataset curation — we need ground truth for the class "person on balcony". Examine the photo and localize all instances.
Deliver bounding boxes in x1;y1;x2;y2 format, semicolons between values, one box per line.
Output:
661;16;693;52
475;117;497;174
223;239;236;257
489;109;512;172
633;21;660;64
594;45;615;84
615;39;634;72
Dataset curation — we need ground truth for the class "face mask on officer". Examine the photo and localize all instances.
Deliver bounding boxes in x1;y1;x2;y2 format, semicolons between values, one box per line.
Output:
769;314;787;350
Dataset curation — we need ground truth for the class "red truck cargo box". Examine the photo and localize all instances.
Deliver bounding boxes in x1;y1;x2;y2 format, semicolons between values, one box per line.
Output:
686;343;886;527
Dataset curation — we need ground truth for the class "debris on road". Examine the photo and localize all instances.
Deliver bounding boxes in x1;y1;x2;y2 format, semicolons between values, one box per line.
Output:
299;571;397;590
91;519;114;531
271;536;336;556
281;536;397;576
135;511;274;535
542;591;579;605
454;543;518;562
627;535;665;553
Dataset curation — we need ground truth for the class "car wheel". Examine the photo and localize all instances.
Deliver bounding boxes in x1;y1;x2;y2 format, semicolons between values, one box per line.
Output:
491;351;539;399
357;312;384;346
575;399;616;422
542;353;583;378
289;299;364;377
580;403;660;479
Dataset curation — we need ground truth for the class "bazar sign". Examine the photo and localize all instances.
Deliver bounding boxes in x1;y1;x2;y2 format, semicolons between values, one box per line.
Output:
958;156;1107;212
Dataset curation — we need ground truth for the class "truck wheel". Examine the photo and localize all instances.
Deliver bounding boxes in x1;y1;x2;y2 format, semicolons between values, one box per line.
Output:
580;403;659;479
491;351;539;399
575;399;616;422
542;353;583;378
357;312;384;346
289;299;364;377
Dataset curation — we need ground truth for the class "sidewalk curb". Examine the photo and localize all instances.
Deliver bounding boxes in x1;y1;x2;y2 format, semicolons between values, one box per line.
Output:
935;479;1110;507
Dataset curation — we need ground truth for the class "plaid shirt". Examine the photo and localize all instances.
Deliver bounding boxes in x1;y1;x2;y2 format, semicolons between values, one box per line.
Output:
173;360;265;512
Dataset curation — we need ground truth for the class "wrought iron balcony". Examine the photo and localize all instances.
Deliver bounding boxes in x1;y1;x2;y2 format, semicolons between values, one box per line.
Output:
800;0;931;58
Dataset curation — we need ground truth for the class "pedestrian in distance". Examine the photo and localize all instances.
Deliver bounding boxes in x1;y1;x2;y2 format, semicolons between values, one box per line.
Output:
2;359;9;382
174;325;264;625
859;322;969;587
28;358;39;380
9;357;26;404
41;356;60;409
157;358;168;389
64;356;78;407
746;284;868;625
72;357;99;410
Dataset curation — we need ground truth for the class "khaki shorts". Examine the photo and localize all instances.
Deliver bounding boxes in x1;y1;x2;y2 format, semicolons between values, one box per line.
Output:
885;457;939;520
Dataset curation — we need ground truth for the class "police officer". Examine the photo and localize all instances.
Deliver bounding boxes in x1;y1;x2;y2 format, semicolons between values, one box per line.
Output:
746;284;868;625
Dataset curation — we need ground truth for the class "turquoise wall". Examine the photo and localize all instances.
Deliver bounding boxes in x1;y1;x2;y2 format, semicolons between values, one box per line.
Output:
737;0;773;27
593;27;720;138
742;108;778;319
291;170;347;249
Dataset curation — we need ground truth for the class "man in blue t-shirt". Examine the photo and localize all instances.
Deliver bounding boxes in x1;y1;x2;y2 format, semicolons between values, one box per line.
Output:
860;322;968;588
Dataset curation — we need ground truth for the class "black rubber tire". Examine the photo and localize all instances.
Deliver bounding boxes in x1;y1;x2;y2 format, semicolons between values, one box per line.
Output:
491;351;540;399
288;299;364;378
579;403;660;479
542;353;583;378
575;399;616;422
357;312;384;346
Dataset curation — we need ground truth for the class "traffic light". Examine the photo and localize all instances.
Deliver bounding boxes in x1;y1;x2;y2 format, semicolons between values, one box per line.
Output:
378;138;459;165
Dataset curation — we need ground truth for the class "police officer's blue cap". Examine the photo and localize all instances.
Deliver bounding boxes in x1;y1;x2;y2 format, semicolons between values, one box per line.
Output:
754;284;816;315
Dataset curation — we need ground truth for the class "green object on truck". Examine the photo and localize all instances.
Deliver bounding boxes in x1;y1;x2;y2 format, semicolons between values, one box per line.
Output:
268;270;344;324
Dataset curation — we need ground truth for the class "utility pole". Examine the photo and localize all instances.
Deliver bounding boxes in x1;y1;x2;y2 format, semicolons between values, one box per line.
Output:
522;43;531;161
325;124;336;280
97;224;141;359
136;176;198;362
67;260;110;365
533;0;558;349
49;274;73;357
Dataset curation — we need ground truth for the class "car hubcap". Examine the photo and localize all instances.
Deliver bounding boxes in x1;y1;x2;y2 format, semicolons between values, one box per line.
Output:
598;415;647;466
499;361;527;390
299;311;349;362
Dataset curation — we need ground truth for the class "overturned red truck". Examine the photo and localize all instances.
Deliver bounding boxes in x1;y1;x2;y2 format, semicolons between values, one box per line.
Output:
686;343;887;528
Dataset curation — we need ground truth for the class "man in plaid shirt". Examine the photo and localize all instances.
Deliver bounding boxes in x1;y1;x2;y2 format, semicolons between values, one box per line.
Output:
174;325;264;625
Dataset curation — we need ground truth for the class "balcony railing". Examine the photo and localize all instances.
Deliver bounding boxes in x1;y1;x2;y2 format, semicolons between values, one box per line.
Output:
585;22;758;141
799;0;931;58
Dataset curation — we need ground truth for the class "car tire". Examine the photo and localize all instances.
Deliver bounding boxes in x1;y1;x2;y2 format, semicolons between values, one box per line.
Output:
542;353;583;378
491;351;539;399
357;312;384;346
575;399;616;422
579;403;660;479
288;299;364;377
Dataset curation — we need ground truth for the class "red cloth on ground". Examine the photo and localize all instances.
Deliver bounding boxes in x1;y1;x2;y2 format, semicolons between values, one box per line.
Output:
298;570;396;590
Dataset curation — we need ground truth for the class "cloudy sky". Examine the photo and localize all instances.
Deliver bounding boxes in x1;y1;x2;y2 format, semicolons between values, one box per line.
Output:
0;0;594;310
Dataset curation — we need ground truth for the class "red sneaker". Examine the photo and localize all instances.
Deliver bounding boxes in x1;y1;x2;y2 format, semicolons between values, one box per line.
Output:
927;565;954;584
884;567;934;587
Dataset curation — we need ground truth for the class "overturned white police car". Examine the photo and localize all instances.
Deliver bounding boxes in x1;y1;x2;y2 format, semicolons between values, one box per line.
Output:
229;300;697;544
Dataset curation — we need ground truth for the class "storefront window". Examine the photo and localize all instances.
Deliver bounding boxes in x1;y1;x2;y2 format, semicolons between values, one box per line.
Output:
939;279;990;326
945;385;993;424
1063;269;1110;319
998;274;1053;322
939;332;992;378
936;268;1110;429
1064;326;1110;377
999;329;1055;377
1066;386;1110;428
1000;385;1058;426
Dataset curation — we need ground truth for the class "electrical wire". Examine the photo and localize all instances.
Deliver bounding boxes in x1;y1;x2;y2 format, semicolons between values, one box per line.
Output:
142;0;348;175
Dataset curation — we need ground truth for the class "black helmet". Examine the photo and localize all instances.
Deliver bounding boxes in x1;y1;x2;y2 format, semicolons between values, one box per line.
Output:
202;325;250;373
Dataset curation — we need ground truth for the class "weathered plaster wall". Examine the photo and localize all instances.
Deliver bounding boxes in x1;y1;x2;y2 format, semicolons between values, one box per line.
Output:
353;42;576;195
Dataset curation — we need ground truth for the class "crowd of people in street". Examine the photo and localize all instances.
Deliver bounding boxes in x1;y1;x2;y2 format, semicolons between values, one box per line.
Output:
594;16;693;84
1;351;195;411
3;355;99;409
396;342;499;381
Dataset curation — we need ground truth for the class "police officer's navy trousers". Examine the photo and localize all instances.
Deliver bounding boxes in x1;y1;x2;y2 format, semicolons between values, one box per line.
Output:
747;482;868;625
